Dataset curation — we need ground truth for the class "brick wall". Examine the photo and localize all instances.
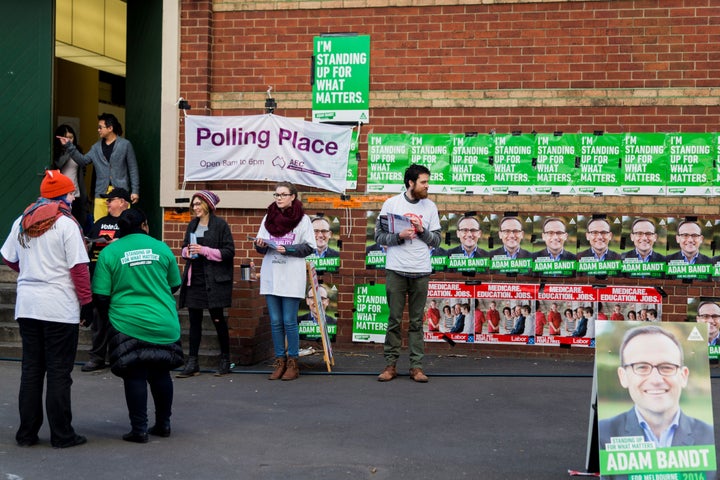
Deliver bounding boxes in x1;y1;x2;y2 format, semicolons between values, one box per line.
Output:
172;0;720;362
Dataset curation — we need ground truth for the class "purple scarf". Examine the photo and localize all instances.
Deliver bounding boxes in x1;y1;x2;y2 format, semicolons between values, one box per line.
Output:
264;199;305;237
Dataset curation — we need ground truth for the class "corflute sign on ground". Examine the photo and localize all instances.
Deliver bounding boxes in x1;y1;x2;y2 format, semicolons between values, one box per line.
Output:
184;114;352;193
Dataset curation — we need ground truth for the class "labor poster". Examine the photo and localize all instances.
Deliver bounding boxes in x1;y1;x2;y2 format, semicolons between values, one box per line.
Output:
423;282;475;344
535;284;596;347
473;283;537;344
351;283;389;343
595;321;716;479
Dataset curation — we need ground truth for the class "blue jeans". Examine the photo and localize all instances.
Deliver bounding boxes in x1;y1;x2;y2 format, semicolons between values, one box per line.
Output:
265;295;301;358
16;318;79;446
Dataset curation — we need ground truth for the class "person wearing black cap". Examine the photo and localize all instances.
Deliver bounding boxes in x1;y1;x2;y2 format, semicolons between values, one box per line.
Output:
177;190;236;377
92;208;183;443
80;188;132;372
1;170;92;448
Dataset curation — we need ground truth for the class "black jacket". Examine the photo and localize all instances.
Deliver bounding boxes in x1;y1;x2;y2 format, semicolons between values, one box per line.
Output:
179;214;235;309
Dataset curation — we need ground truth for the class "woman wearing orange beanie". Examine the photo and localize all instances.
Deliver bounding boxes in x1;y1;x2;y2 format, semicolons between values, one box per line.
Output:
1;170;93;448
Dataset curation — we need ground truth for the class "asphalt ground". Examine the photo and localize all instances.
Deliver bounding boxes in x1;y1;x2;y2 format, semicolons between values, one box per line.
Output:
0;352;718;480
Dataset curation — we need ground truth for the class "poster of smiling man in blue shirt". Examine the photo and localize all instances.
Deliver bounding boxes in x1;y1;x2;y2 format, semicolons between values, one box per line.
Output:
596;322;716;479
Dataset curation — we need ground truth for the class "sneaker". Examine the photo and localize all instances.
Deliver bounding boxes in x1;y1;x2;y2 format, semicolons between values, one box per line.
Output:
409;368;429;383
81;360;106;372
377;365;397;382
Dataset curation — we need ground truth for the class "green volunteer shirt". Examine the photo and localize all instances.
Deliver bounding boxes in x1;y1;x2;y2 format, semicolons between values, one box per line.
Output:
92;233;182;344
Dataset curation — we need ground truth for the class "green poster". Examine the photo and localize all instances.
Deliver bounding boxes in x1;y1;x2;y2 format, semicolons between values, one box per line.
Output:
490;133;536;194
596;321;717;479
576;133;622;195
447;134;494;194
621;133;667;195
366;133;411;192
533;133;578;195
666;133;715;196
352;284;389;343
408;134;452;193
312;35;370;123
714;133;720;195
346;129;359;189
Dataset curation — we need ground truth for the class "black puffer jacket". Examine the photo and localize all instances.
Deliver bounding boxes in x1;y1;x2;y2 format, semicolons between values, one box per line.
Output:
108;327;184;377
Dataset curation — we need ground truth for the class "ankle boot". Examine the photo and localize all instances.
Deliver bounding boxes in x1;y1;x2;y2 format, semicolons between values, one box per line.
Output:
176;356;200;378
281;358;299;381
268;357;286;380
214;354;231;376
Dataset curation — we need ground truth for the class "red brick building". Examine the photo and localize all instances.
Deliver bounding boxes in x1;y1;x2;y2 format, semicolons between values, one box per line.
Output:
162;0;720;364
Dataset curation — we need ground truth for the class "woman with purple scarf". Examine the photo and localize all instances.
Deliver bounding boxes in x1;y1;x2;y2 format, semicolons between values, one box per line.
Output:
254;182;316;381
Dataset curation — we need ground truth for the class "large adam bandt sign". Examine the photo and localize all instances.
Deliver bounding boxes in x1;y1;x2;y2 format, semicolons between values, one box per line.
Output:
184;114;352;193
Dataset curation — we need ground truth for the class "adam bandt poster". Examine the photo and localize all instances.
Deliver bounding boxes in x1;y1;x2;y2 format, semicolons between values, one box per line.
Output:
595;321;716;479
184;114;352;193
312;35;370;123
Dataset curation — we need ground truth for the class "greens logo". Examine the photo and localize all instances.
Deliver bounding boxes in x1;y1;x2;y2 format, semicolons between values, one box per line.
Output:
354;334;370;341
622;187;640;193
368;185;385;191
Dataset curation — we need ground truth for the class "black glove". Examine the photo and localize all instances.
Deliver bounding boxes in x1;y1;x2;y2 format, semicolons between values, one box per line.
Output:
80;303;95;328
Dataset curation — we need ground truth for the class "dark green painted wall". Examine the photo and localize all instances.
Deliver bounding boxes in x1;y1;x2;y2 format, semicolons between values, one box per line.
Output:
0;2;54;233
126;0;163;239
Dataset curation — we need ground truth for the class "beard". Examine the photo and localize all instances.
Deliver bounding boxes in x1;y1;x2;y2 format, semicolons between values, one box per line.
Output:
410;185;428;199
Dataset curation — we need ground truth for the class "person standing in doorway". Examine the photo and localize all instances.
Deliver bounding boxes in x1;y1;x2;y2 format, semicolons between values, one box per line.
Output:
375;164;441;383
58;113;140;220
52;124;88;230
254;182;316;381
177;191;235;378
1;170;92;448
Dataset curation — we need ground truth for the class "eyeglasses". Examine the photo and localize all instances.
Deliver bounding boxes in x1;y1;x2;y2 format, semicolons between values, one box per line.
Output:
632;231;656;237
623;362;681;376
314;229;330;234
273;193;293;199
458;228;480;234
543;231;567;237
587;231;611;237
677;233;702;239
500;229;523;235
697;314;720;321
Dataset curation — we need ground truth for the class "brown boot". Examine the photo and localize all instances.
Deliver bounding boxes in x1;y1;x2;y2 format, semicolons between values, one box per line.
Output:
409;367;429;383
377;364;397;382
268;357;286;380
281;358;300;381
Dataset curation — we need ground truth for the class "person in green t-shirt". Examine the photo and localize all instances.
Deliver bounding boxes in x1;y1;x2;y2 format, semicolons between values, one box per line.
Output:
92;209;182;444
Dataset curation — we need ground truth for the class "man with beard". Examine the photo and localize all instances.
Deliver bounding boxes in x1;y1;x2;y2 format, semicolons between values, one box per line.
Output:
375;164;441;383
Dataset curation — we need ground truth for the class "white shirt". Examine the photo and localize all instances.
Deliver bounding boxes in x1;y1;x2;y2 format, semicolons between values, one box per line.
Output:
1;215;89;323
257;215;316;299
379;193;440;274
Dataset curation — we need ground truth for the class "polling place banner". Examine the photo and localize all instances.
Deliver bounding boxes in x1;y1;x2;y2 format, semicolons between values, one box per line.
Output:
184;114;352;193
